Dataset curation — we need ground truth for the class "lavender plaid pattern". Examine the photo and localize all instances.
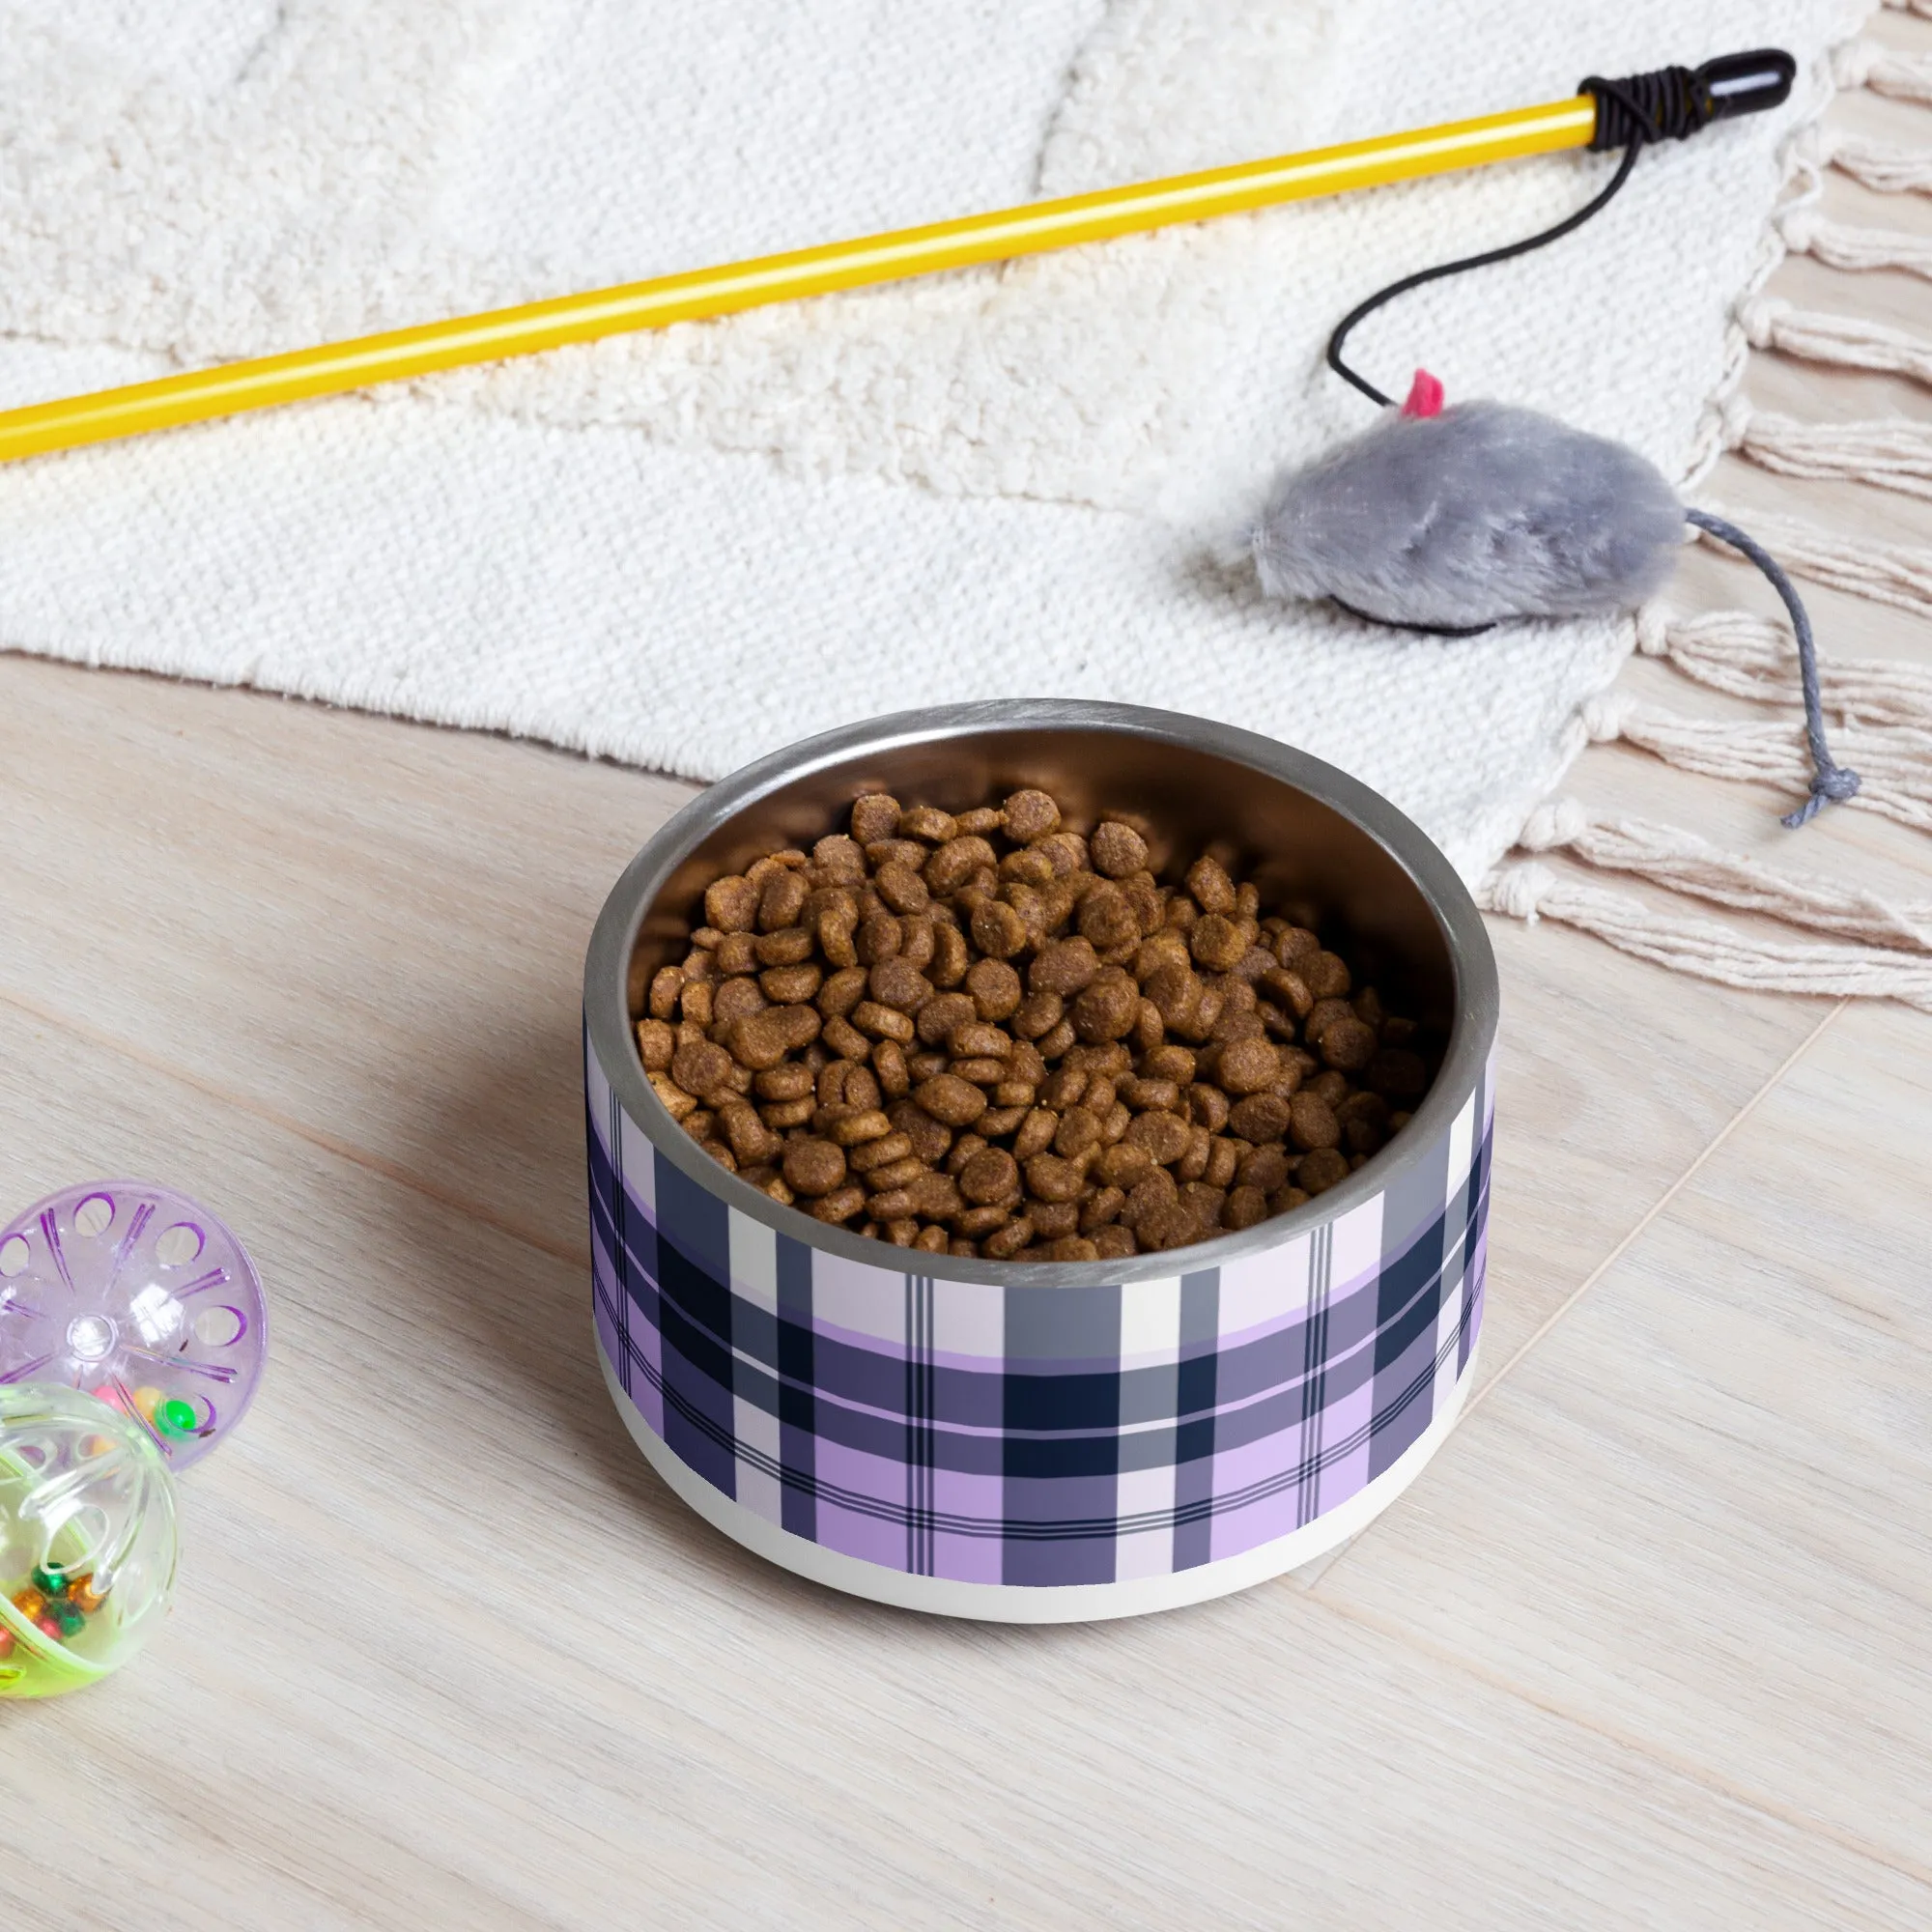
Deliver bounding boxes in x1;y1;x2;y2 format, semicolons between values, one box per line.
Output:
587;1026;1492;1586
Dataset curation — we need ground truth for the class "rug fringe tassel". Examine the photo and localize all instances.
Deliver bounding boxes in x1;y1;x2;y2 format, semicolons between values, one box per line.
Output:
1516;798;1932;951
1834;37;1932;104
1742;297;1932;385
1722;397;1932;498
1480;861;1932;1009
1822;129;1932;193
1636;605;1932;730
1779;206;1932;280
1580;691;1932;833
1695;505;1932;620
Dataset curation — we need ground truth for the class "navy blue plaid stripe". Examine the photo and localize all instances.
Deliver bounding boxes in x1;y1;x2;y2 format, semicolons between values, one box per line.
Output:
586;1018;1491;1581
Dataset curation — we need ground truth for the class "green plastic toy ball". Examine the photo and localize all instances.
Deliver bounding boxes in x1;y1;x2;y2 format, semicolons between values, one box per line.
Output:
0;1384;180;1698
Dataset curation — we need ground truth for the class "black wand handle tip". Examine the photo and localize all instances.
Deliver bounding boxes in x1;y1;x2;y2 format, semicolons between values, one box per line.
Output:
1582;47;1796;151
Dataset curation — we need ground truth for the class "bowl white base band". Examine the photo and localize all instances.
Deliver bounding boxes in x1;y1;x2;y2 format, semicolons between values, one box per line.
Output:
598;1336;1477;1623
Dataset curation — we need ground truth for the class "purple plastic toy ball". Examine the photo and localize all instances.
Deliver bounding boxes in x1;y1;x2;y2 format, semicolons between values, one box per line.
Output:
0;1181;267;1472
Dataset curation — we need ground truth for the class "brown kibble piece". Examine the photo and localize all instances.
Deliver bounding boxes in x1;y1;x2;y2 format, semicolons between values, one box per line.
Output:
1184;855;1237;916
917;991;978;1046
897;804;956;843
851;1001;916;1044
672;1038;735;1099
1216;1037;1280;1096
868;958;932;1012
1029;937;1099;997
851;1131;915;1174
757;869;810;933
810;1184;867;1224
848;794;902;844
1125;1112;1191;1165
1319;1016;1378;1072
635;1018;675;1072
703;875;759;933
963;956;1022;1021
969;899;1029;960
812;835;867;882
782;1138;848;1198
1298;1147;1350;1196
1071;968;1141;1042
1002;789;1061;842
1023;1153;1085;1204
1189;914;1247;973
1304;951;1351;999
1137;1202;1199;1252
760;963;822;1005
1227;1092;1291;1143
1011;990;1064;1039
981;1218;1035;1261
914;1074;989;1127
1289;1092;1341;1152
924;835;997;895
958;1147;1020;1205
828;1110;894;1147
1094;1142;1152;1189
874;863;929;915
1302;996;1354;1045
1222;1185;1268;1232
1090;820;1149;878
1076;885;1140;952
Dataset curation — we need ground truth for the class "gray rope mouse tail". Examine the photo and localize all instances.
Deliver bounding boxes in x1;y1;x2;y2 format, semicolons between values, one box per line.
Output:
1682;508;1861;828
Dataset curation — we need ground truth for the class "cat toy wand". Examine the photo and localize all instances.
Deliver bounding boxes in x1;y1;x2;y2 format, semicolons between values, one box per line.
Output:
0;50;1793;465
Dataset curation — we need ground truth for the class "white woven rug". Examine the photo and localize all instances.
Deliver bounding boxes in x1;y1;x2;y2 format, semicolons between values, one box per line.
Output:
0;0;1874;890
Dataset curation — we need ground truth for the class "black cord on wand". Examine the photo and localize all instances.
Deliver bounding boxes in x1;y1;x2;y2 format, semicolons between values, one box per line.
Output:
1320;50;1857;825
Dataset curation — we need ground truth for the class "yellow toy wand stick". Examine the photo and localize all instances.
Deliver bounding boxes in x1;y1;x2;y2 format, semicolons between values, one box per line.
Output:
0;53;1791;466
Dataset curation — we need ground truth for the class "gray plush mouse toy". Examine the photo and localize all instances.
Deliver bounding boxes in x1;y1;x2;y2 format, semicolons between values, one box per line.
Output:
1249;50;1860;829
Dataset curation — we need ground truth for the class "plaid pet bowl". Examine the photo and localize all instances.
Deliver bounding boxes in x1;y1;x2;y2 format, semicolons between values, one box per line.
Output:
583;702;1497;1621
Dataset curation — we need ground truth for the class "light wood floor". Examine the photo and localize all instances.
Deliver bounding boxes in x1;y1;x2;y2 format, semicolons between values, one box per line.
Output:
3;26;1930;1930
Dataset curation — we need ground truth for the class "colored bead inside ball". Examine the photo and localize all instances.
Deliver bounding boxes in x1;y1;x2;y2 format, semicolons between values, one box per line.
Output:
0;1384;180;1699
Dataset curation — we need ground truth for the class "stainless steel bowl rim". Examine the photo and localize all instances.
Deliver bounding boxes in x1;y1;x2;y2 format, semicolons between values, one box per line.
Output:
584;699;1499;1288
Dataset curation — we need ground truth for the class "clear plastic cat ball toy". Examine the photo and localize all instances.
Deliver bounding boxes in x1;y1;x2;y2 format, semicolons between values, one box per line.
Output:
0;1384;180;1697
0;1179;268;1698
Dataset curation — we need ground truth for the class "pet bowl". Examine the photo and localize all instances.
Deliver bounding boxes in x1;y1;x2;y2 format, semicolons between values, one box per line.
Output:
583;701;1497;1621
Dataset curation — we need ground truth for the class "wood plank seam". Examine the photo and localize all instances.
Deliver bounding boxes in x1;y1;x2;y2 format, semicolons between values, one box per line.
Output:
0;983;591;1272
1310;1587;1932;1893
1311;993;1850;1589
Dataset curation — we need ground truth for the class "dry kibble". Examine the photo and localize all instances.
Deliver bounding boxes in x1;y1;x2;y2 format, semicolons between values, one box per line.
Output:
868;957;932;1011
1319;1016;1378;1072
1215;1037;1280;1096
756;961;819;1006
647;782;1435;1260
1189;915;1247;973
635;1018;675;1072
1222;1184;1268;1232
848;794;903;844
875;863;929;915
782;1138;848;1198
971;899;1029;959
1071;969;1140;1042
1304;951;1352;999
1298;1147;1350;1195
1030;937;1099;997
1090;820;1149;878
1309;1068;1350;1109
1125;1111;1191;1166
1288;1092;1341;1152
915;1074;989;1128
704;875;760;933
1002;789;1060;842
1227;1092;1291;1143
1185;856;1237;916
